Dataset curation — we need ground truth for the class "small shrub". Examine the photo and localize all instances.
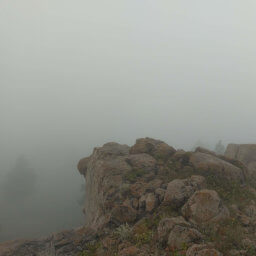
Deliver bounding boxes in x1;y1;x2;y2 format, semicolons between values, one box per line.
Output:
131;219;154;246
134;230;153;246
247;247;256;256
113;223;132;241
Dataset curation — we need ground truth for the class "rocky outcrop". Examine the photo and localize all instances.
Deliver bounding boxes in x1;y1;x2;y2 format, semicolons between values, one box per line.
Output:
80;141;160;230
225;144;256;176
2;138;256;256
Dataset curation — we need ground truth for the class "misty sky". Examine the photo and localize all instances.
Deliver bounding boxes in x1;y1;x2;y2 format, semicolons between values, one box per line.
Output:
0;0;256;241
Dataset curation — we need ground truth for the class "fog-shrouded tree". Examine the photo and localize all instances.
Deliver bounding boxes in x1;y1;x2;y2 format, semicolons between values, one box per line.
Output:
2;156;37;202
215;140;225;155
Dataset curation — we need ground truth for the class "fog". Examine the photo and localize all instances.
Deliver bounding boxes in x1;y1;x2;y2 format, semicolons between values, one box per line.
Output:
0;0;256;242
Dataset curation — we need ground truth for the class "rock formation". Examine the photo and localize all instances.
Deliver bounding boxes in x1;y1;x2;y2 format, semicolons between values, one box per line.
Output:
1;138;256;255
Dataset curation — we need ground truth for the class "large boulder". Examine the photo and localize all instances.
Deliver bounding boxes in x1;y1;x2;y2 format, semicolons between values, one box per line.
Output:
157;216;203;249
189;152;245;183
186;244;222;256
130;138;176;160
126;153;156;172
167;225;203;249
157;216;190;243
225;144;256;176
145;193;157;212
182;189;230;225
163;176;206;208
195;147;217;157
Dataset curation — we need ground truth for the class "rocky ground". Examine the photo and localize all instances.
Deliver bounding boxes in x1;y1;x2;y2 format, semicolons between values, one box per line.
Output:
1;138;256;256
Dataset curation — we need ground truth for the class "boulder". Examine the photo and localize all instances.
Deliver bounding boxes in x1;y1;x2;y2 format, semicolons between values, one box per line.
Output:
145;193;157;212
157;216;191;244
167;225;203;249
189;152;245;182
138;193;158;212
77;156;91;176
96;142;130;157
126;153;156;172
129;178;163;199
111;205;137;225
225;144;256;176
130;138;176;160
163;175;206;208
182;189;230;225
186;244;222;256
157;216;203;249
195;147;217;157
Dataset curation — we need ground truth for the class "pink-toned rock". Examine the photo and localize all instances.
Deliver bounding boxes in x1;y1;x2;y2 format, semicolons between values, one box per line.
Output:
167;225;203;249
157;216;203;249
145;193;157;212
164;176;206;208
182;189;229;225
130;137;176;160
126;153;156;172
190;152;245;182
225;144;256;176
77;156;91;176
157;216;191;243
186;244;222;256
78;142;133;230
